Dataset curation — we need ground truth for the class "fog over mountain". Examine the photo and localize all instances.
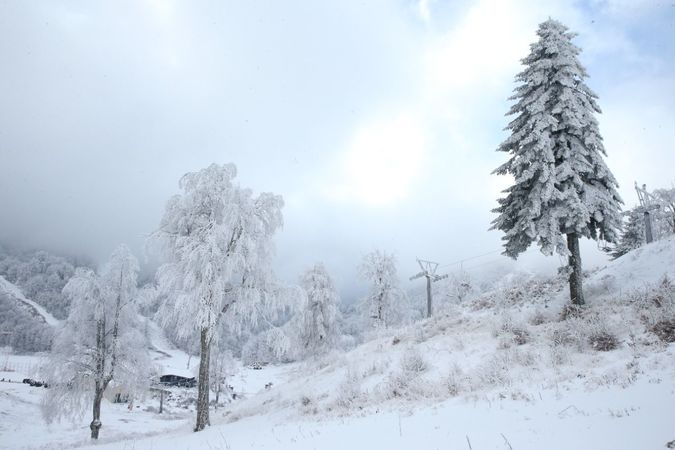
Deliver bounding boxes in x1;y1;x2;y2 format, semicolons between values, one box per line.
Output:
1;0;673;297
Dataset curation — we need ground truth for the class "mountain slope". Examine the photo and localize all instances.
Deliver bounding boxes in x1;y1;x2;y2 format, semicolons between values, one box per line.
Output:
0;275;60;326
79;237;675;449
2;239;674;449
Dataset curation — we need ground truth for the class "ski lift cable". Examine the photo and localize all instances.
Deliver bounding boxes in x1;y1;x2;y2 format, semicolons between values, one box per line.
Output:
438;244;545;270
438;250;502;269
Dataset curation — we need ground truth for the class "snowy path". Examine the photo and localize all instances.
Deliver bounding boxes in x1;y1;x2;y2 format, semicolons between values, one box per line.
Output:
0;275;60;326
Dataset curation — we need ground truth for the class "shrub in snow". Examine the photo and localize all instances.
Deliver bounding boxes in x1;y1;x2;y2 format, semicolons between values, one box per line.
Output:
550;322;582;350
474;353;511;388
360;358;390;378
377;347;434;400
381;370;430;400
642;275;674;311
626;276;675;341
400;347;428;374
512;328;530;346
473;272;566;311
493;315;530;347
299;394;319;415
588;330;619;351
551;312;621;354
549;343;571;367
650;320;675;343
560;303;584;321
560;316;599;351
334;370;362;409
445;363;466;397
529;309;549;326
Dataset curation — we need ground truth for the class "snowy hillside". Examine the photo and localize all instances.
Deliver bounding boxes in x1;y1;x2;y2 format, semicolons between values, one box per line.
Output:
1;238;672;449
585;235;675;294
0;275;60;326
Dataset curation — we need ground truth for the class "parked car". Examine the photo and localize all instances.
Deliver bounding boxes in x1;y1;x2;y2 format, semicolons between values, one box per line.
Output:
22;378;47;388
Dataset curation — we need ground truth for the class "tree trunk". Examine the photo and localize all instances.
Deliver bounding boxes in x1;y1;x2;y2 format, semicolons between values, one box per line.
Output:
194;328;211;432
567;233;585;306
90;384;104;439
214;382;220;411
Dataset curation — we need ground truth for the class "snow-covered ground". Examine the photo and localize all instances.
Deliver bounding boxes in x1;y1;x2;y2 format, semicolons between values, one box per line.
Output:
0;275;60;326
1;238;674;449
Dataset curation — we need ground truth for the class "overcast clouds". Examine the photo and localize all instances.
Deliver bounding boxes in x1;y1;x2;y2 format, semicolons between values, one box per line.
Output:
1;0;673;297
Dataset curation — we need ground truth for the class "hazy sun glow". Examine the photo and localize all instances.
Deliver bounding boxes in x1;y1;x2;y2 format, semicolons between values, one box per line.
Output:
333;113;427;206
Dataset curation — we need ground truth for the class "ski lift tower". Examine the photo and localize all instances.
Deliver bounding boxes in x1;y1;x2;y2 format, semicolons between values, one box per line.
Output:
410;259;448;318
635;182;661;243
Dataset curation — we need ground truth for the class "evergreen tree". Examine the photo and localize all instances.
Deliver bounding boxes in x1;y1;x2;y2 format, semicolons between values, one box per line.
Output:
491;19;622;306
606;207;645;259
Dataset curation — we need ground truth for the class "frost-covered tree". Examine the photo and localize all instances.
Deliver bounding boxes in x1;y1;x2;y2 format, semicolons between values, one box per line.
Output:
605;207;645;259
152;163;283;432
241;326;294;365
654;187;675;234
359;250;407;328
209;340;234;409
42;245;149;439
298;263;340;356
444;270;474;304
491;19;622;307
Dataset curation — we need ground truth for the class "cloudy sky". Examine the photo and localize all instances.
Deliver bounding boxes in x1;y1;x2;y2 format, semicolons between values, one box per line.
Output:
1;0;673;297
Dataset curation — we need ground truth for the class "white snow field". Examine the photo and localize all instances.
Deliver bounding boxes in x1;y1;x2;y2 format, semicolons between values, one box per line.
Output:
1;238;675;449
0;275;61;327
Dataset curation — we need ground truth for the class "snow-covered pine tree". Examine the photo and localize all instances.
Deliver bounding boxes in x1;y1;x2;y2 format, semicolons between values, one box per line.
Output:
491;19;622;306
298;263;340;357
358;250;407;328
605;207;645;259
42;245;149;440
152;163;283;432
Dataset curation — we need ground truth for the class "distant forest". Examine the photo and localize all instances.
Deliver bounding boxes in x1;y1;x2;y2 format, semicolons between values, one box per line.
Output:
0;245;89;352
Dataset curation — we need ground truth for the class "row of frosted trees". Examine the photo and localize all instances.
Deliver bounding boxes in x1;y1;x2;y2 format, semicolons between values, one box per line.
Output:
41;162;409;438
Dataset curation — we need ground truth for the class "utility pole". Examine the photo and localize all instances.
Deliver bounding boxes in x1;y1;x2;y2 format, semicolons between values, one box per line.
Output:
410;259;448;318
